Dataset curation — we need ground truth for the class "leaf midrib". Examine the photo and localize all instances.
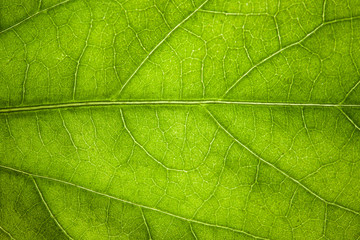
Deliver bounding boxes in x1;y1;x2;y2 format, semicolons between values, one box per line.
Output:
1;100;359;113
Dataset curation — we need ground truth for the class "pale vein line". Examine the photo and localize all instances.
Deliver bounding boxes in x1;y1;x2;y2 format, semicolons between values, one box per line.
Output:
32;177;74;240
140;208;152;240
0;224;15;240
1;100;359;114
38;0;43;11
341;79;360;104
341;14;360;103
114;0;209;97
0;0;74;34
322;0;327;22
323;203;328;238
73;16;93;100
58;110;78;150
223;16;360;97
0;164;267;240
204;107;360;217
22;64;30;105
119;109;187;172
198;9;271;16
189;223;198;240
338;108;360;132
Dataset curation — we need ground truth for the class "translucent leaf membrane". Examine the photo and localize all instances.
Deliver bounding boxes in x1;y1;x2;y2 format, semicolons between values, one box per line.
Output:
1;0;360;239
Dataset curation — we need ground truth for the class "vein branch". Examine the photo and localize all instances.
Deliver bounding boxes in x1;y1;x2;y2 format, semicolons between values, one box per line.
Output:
222;16;360;97
119;109;187;172
140;208;152;240
338;108;360;132
31;177;74;240
113;0;210;97
0;224;15;240
0;0;74;34
0;164;268;240
204;107;360;217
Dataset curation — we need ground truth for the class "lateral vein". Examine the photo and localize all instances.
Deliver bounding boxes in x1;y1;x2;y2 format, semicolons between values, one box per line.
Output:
32;177;74;240
204;107;360;217
0;164;268;240
0;0;74;34
0;224;16;240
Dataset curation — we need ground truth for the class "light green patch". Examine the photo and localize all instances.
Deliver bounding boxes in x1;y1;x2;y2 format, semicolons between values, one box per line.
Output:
1;0;360;239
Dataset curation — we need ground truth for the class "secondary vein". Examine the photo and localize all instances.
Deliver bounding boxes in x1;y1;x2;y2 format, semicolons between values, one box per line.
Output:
204;107;360;217
0;164;268;240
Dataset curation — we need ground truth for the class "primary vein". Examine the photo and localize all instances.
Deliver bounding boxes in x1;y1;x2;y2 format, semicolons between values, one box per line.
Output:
0;100;359;113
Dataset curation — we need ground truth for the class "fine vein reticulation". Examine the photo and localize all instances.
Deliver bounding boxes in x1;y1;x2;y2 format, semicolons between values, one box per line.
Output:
1;0;360;239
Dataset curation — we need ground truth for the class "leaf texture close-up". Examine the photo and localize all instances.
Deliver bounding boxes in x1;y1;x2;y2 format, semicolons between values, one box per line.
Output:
1;0;360;239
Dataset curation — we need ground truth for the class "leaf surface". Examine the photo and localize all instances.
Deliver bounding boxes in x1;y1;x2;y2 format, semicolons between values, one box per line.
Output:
1;0;360;239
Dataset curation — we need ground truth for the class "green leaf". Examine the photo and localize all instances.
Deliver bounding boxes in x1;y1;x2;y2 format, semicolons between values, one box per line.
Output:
1;0;360;239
